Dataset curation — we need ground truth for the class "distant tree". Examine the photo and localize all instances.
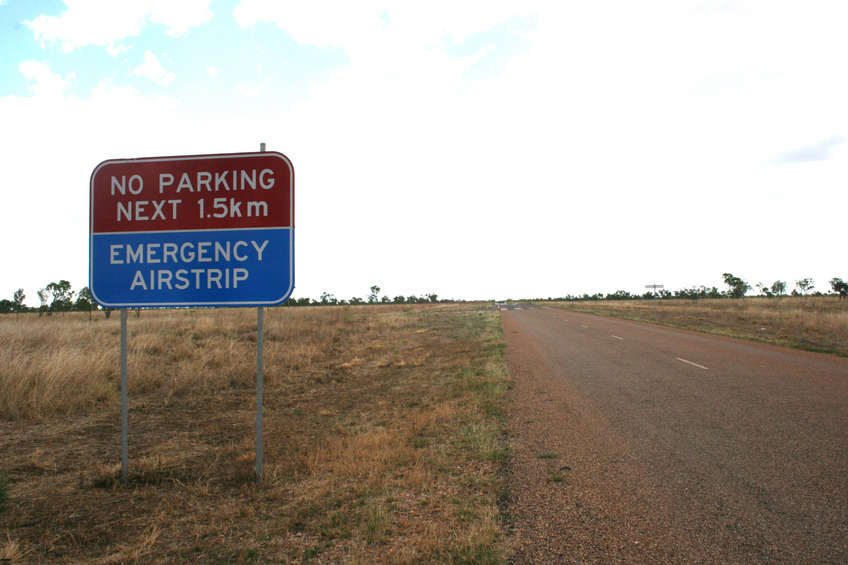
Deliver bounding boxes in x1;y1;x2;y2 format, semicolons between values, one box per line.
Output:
755;282;774;298
393;295;406;304
770;280;787;298
368;285;381;304
75;287;96;319
320;292;336;305
37;288;49;316
427;293;438;303
830;278;848;299
722;273;749;299
349;297;364;305
606;290;632;301
674;287;697;299
380;295;391;303
45;280;74;313
795;278;815;295
0;299;14;313
675;286;721;300
13;288;25;314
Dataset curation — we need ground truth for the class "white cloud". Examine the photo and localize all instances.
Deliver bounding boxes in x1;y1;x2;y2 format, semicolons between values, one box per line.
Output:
775;136;846;165
258;0;848;300
26;0;213;53
134;50;175;85
232;0;536;132
237;82;265;99
0;64;183;303
234;0;385;48
233;0;534;82
234;0;533;48
18;61;73;97
147;0;214;35
205;64;218;77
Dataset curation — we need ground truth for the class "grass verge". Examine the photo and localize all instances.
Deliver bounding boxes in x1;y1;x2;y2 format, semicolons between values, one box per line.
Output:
539;296;848;356
0;303;509;563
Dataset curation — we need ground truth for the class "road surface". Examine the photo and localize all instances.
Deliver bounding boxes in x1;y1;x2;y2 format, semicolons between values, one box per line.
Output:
501;305;848;564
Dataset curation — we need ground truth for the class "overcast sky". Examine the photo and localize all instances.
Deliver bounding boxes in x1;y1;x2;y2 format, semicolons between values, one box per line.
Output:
2;0;846;304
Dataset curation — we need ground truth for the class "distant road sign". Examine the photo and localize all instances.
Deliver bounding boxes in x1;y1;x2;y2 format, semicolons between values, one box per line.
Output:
90;152;294;308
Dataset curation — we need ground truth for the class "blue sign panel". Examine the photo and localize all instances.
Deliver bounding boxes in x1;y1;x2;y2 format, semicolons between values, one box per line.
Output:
90;228;293;307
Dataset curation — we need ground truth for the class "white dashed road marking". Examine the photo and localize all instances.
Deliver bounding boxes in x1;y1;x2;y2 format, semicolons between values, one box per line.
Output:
677;358;709;370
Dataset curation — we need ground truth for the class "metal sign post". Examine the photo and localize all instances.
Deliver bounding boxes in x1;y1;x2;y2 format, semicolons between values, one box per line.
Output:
256;142;266;484
120;308;128;484
645;284;664;321
256;305;264;484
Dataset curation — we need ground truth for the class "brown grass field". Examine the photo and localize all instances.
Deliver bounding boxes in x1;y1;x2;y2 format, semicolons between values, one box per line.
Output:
0;304;508;563
3;296;846;563
537;296;848;356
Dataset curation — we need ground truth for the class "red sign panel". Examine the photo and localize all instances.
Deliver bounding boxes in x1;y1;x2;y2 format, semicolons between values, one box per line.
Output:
91;152;293;233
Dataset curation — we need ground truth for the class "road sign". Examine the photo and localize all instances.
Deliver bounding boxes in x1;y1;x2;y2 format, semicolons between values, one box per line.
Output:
645;284;664;320
90;151;294;308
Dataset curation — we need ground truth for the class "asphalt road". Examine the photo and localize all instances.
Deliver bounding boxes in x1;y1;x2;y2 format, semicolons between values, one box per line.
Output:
501;306;848;564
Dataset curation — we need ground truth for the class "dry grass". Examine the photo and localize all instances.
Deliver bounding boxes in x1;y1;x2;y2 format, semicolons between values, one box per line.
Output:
541;296;848;355
0;315;118;421
0;304;509;563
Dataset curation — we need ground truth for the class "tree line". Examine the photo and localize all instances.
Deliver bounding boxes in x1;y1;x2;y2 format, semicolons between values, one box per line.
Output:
4;275;847;315
295;285;443;306
0;283;447;315
0;280;96;315
528;274;848;302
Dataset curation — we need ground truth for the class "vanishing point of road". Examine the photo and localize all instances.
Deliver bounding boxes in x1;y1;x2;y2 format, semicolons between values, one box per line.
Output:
500;304;848;564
